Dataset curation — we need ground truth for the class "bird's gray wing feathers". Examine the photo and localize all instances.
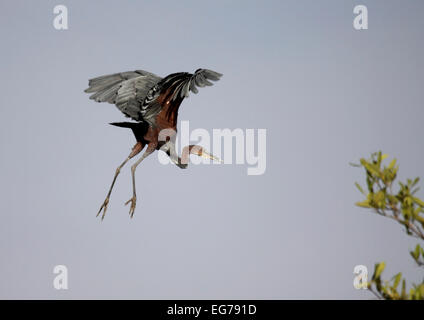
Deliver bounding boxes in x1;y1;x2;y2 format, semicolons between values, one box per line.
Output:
114;75;161;120
84;70;162;121
172;69;223;100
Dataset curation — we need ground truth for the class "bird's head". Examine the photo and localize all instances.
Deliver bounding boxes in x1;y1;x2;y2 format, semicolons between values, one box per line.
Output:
188;145;223;162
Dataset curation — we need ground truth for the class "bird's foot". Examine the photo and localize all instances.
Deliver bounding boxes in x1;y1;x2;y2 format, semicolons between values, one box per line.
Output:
125;196;137;218
97;197;109;221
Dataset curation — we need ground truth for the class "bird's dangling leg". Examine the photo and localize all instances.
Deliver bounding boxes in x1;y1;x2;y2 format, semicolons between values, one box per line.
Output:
125;141;157;218
97;141;144;220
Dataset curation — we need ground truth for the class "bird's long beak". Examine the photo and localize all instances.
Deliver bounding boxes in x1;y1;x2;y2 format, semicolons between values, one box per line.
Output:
201;150;223;163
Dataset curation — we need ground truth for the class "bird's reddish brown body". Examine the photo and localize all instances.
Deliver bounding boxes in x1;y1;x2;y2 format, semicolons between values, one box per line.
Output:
131;86;184;158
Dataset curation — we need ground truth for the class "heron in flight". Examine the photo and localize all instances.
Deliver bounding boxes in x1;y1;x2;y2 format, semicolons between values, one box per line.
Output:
85;68;223;219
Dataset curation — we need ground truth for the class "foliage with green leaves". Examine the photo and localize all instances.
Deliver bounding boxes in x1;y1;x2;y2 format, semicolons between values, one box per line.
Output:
353;151;424;300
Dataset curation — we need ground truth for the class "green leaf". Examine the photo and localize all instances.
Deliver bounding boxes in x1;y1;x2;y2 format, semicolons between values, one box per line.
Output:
412;177;420;187
355;182;366;195
401;279;406;298
412;197;424;207
413;244;421;260
349;162;361;168
363;162;381;177
419;284;424;298
374;190;386;208
392;273;402;290
356;201;371;208
388;158;397;169
374;262;386;279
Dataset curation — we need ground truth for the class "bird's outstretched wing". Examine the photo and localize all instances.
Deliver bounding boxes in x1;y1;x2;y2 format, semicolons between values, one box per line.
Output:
84;70;162;121
144;69;222;124
161;69;223;101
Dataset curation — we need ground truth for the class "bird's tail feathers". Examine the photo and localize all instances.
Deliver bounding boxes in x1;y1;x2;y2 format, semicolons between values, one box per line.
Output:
109;122;139;128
